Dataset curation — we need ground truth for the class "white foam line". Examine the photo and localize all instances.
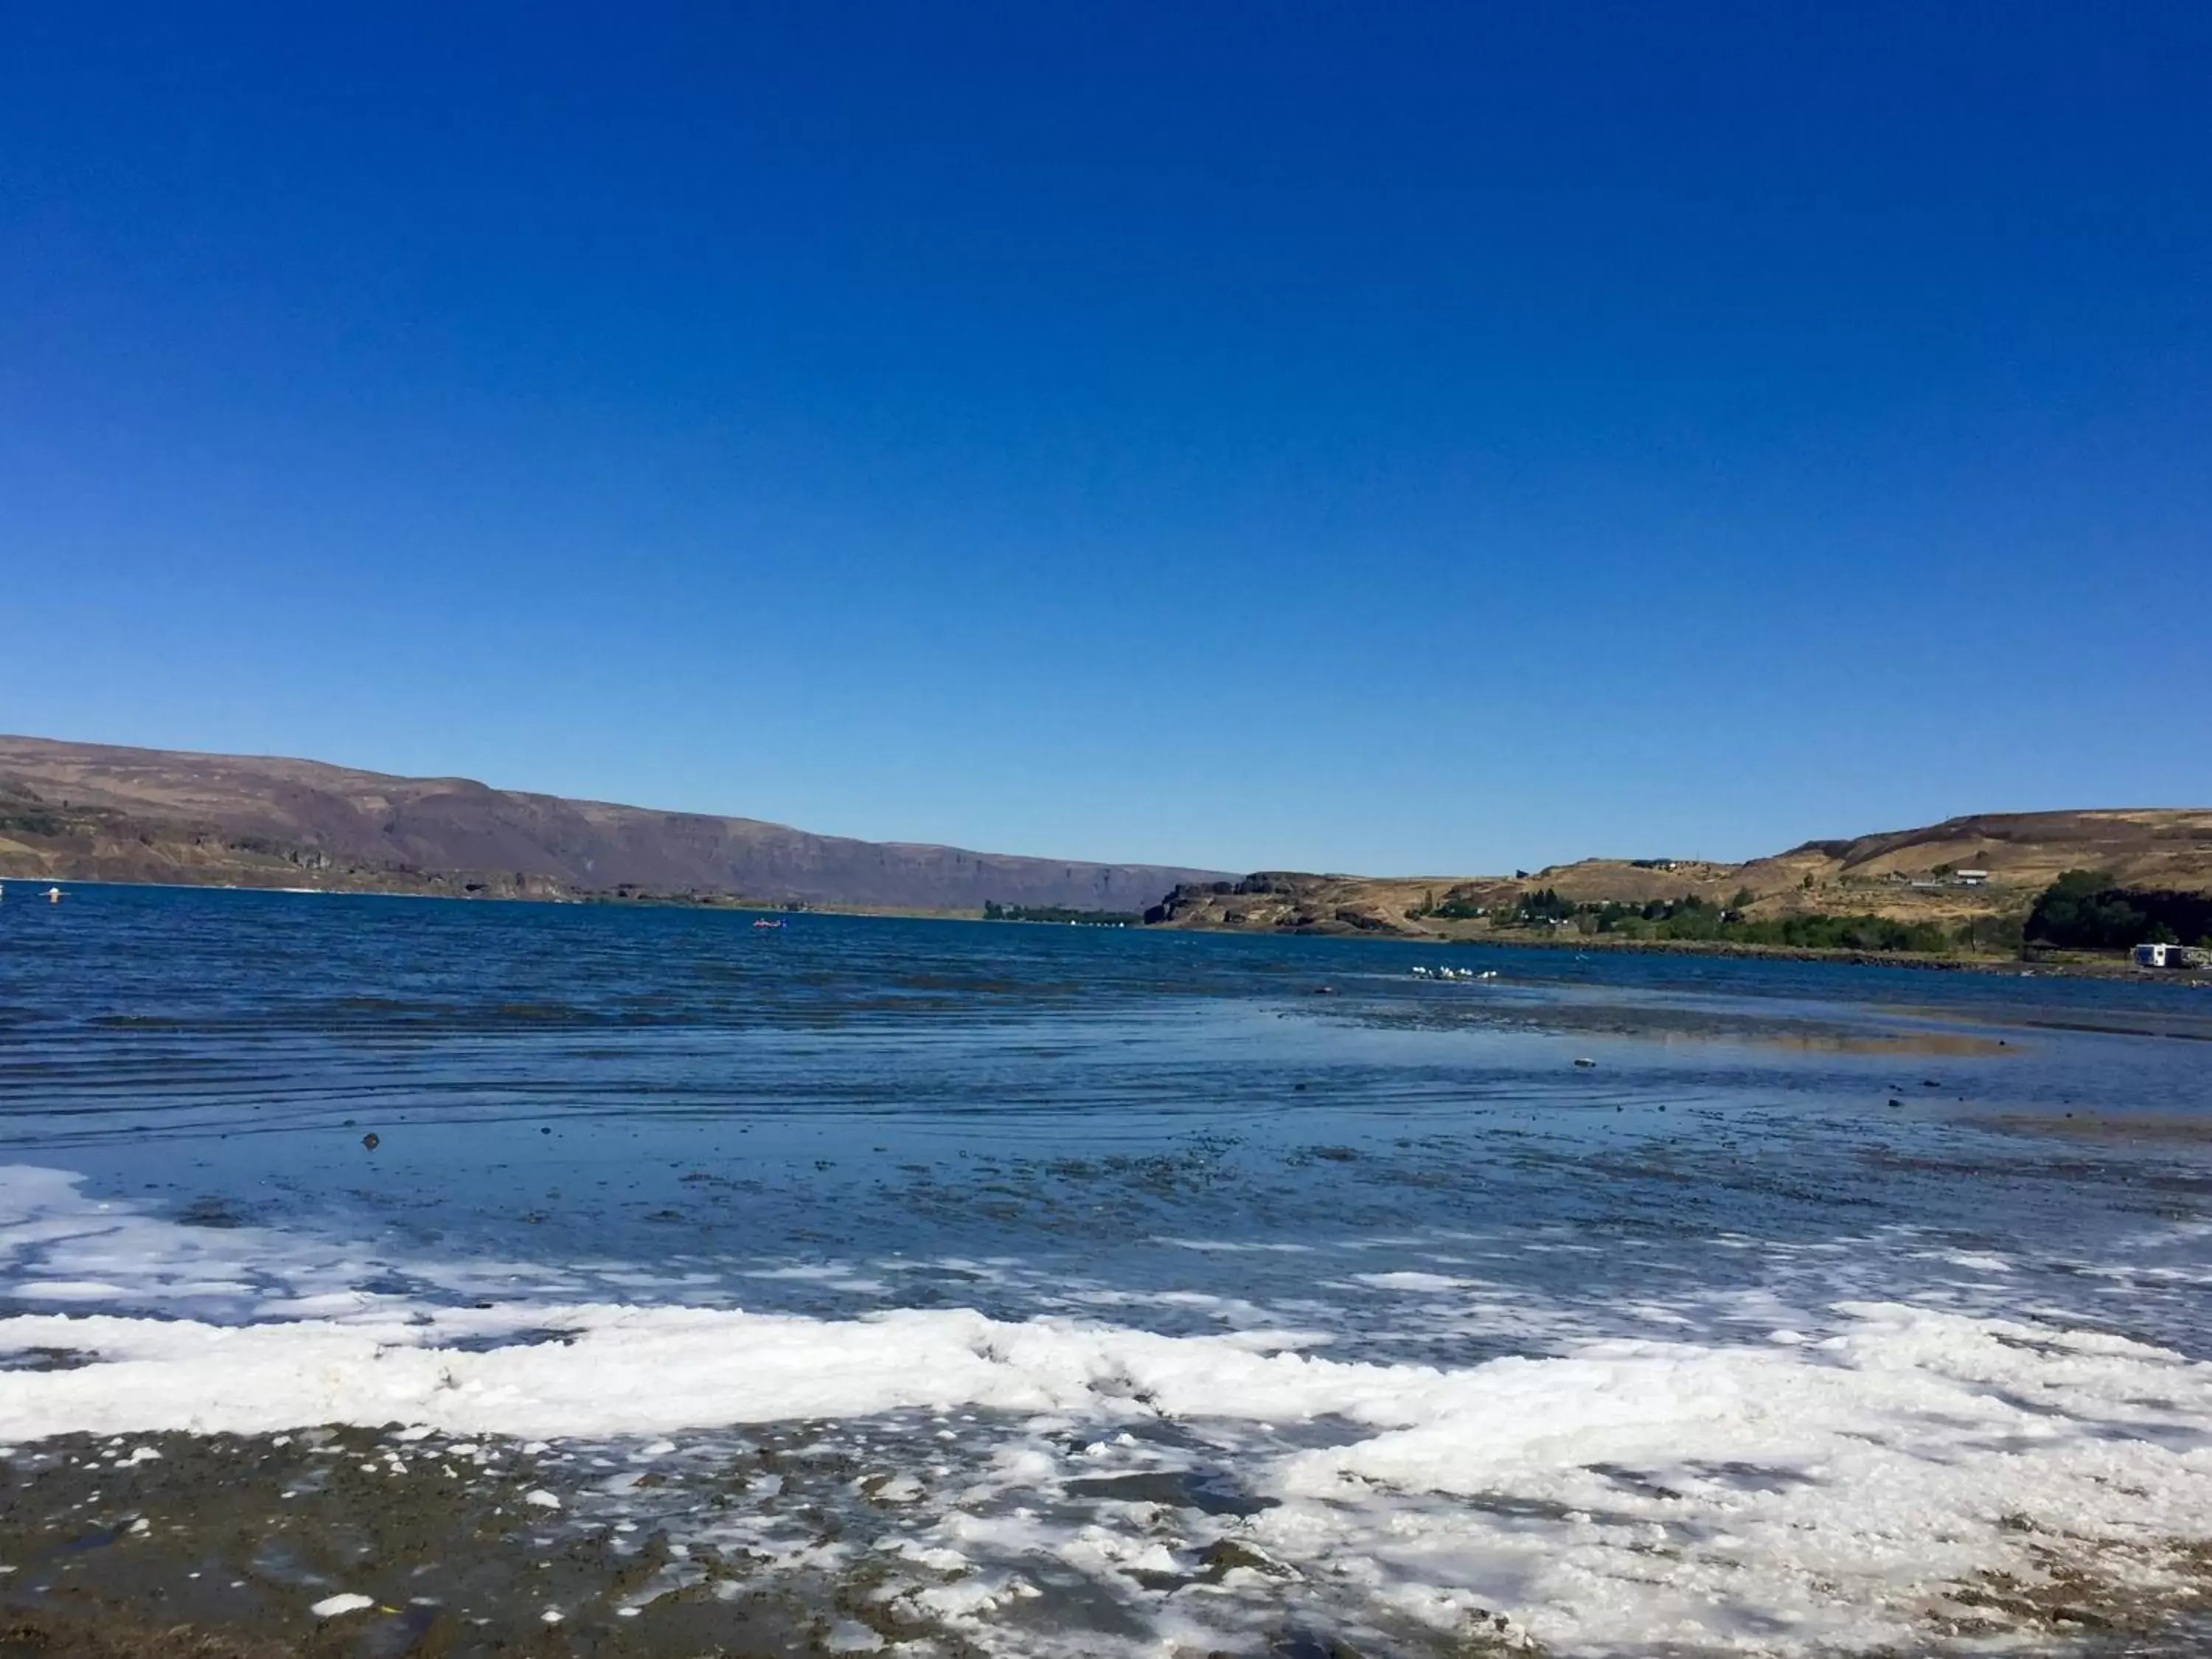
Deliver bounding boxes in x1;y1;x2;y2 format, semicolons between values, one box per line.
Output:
1;1298;2208;1650
0;1303;1341;1440
4;1167;2211;1652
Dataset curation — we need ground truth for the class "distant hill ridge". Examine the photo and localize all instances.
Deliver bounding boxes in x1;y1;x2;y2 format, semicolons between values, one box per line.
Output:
7;736;2205;933
1147;809;2212;938
0;735;1230;911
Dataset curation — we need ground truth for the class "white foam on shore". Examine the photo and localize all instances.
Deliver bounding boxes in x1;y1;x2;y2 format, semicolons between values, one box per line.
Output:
3;1166;2211;1654
3;1295;2210;1652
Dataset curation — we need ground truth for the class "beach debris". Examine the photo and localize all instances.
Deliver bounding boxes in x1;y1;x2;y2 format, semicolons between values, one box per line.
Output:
310;1593;375;1619
361;1132;380;1151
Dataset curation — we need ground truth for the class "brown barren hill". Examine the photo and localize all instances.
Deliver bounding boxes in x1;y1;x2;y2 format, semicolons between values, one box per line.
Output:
1147;810;2212;940
0;735;1229;911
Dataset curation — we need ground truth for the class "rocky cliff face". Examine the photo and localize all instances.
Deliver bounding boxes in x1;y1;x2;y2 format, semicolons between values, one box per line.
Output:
0;736;1230;911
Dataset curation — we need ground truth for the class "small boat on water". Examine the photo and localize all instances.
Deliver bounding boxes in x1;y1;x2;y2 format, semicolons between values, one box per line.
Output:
751;917;785;930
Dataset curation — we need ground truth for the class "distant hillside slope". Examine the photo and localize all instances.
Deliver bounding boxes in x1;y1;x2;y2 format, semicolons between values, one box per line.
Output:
1759;810;2212;894
1147;810;2212;938
0;736;1228;911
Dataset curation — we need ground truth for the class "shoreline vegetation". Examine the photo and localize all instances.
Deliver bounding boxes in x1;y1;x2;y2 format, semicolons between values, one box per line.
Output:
6;734;2207;984
13;873;2206;984
4;736;2206;978
1138;866;2212;981
981;900;1142;925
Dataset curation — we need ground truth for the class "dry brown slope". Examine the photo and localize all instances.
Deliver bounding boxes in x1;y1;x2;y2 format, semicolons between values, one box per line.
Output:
0;735;1229;910
1150;810;2212;938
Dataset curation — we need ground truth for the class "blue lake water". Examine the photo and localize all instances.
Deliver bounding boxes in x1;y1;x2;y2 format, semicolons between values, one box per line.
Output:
2;885;2211;1654
4;886;2208;1351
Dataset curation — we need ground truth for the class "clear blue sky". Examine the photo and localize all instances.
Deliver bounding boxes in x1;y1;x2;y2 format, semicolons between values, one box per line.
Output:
2;4;2206;874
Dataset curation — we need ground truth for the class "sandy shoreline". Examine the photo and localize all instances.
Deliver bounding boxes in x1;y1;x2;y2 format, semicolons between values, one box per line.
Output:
0;1425;878;1658
7;1412;2212;1659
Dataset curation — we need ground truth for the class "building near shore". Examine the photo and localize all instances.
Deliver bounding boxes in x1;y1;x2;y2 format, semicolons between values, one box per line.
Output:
2132;942;2211;970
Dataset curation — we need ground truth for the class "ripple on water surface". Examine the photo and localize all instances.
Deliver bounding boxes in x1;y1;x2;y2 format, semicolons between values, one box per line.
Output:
0;887;2209;1654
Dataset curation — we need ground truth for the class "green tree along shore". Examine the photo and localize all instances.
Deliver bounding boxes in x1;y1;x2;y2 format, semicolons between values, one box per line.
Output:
1491;889;1975;954
1464;871;2211;958
2025;871;2212;950
982;901;1141;925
